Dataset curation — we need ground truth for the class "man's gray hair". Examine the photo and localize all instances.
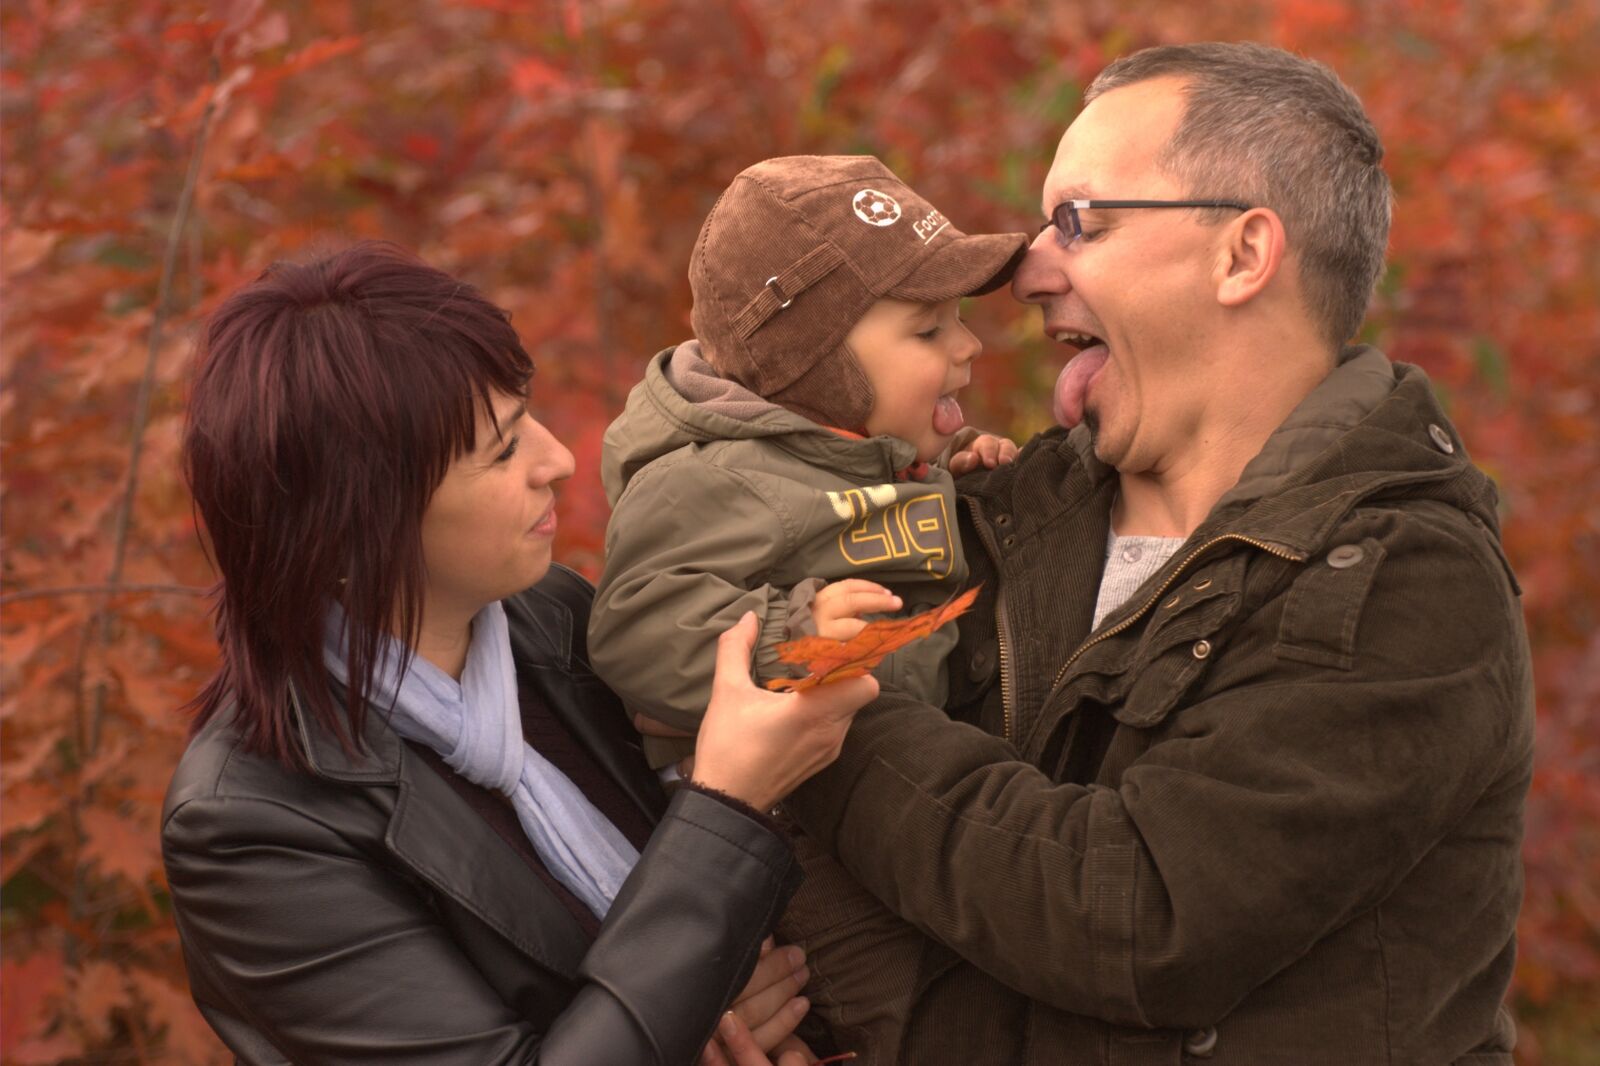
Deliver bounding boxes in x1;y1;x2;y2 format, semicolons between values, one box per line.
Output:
1085;42;1392;348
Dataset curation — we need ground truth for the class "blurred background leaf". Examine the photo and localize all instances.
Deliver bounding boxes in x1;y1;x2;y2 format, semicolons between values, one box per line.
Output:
3;1;1596;1060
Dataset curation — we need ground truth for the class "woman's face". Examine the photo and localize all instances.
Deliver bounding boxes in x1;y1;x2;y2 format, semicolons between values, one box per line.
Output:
418;390;575;622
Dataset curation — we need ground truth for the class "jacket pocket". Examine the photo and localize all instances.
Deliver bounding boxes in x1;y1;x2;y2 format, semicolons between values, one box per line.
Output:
1113;586;1244;729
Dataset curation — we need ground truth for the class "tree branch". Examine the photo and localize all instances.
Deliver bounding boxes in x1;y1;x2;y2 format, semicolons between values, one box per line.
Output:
65;63;221;975
0;583;208;607
78;75;220;757
570;0;623;408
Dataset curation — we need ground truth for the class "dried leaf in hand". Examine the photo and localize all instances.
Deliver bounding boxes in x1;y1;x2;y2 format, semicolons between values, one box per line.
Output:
765;586;980;693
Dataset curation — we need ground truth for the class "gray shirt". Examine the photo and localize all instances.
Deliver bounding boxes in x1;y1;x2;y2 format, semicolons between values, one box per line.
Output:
1092;527;1184;630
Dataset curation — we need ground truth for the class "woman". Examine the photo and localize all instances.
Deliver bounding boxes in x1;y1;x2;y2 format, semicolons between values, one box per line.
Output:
161;242;877;1065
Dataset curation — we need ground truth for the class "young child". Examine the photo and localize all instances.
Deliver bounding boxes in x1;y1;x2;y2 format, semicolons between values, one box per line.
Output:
589;155;1027;1062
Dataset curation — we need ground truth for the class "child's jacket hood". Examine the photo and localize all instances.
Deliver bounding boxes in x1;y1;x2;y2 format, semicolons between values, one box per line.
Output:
600;341;918;507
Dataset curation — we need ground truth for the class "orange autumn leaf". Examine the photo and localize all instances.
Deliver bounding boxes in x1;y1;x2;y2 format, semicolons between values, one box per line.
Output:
71;960;132;1044
764;586;980;693
0;954;67;1057
2;3;1595;1059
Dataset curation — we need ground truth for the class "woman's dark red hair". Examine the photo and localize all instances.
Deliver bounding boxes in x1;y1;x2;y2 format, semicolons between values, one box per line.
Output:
183;241;532;765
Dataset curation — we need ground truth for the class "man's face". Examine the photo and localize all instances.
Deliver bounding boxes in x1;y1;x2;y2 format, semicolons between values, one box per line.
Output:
1012;77;1234;475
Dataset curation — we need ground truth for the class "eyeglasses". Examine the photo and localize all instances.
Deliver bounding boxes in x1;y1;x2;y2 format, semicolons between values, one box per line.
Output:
1043;199;1252;247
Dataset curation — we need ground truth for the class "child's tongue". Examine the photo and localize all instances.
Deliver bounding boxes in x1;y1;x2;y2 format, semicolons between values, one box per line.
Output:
933;395;965;436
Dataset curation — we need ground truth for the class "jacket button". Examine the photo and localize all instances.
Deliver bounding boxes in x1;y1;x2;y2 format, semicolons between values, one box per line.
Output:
1163;594;1181;609
967;646;993;681
1193;578;1213;590
994;513;1012;527
1183;1026;1218;1057
1327;544;1365;569
1002;534;1017;549
1192;640;1212;659
1428;423;1455;453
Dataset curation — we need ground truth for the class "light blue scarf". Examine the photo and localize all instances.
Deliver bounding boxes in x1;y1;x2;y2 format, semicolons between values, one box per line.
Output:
323;602;640;918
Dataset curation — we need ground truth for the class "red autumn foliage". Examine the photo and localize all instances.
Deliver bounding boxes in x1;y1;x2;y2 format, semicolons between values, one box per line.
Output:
2;2;1595;1061
766;586;981;692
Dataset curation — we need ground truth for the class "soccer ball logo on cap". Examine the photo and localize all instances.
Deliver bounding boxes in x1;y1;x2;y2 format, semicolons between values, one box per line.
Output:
852;189;902;226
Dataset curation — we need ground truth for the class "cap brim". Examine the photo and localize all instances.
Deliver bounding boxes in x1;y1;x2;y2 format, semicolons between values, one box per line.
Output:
886;231;1031;303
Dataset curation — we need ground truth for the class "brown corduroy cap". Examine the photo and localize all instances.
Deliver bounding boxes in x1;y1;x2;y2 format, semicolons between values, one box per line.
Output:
689;156;1030;430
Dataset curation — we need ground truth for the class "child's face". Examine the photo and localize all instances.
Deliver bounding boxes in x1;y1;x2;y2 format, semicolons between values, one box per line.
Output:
848;297;982;462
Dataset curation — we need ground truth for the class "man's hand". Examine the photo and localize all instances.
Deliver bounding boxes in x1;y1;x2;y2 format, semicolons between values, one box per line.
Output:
947;432;1019;475
811;579;902;641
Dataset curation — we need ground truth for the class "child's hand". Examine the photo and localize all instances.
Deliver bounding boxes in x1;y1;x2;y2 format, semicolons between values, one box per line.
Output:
811;579;902;641
947;432;1019;475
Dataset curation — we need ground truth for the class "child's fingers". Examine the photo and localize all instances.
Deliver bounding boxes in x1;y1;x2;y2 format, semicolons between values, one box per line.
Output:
816;580;902;620
953;433;1020;469
818;579;896;599
819;618;868;642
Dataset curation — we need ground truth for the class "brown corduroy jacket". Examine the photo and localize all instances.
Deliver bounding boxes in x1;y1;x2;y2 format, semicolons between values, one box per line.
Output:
783;347;1534;1065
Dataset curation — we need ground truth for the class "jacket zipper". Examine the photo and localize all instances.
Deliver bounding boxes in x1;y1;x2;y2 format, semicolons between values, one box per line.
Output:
1051;533;1306;693
964;497;1016;742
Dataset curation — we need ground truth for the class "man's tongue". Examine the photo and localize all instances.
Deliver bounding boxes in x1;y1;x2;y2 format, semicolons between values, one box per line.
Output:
1052;344;1109;429
933;394;965;436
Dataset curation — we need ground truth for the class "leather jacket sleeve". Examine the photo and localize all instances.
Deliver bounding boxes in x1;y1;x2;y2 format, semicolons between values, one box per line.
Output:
163;784;799;1065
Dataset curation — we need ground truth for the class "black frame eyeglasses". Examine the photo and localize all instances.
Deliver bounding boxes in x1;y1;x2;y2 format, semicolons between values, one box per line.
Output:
1043;199;1252;247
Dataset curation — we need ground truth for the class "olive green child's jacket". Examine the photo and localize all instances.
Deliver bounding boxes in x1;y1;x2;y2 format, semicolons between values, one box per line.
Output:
591;342;970;766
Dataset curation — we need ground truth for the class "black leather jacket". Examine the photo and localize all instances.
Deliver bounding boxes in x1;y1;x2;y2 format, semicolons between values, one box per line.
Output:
162;564;801;1064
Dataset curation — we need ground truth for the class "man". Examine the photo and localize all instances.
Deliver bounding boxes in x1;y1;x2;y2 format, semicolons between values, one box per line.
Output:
780;42;1534;1065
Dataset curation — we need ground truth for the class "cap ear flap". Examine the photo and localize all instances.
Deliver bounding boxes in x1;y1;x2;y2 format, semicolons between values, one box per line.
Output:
769;344;874;432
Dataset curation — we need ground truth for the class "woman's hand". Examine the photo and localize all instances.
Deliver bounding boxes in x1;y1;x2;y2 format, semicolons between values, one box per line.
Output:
811;579;902;641
697;938;811;1066
947;431;1019;475
691;613;878;811
704;1014;820;1066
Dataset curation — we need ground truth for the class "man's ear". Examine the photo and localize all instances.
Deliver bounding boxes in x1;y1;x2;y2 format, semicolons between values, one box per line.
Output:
1215;208;1287;308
